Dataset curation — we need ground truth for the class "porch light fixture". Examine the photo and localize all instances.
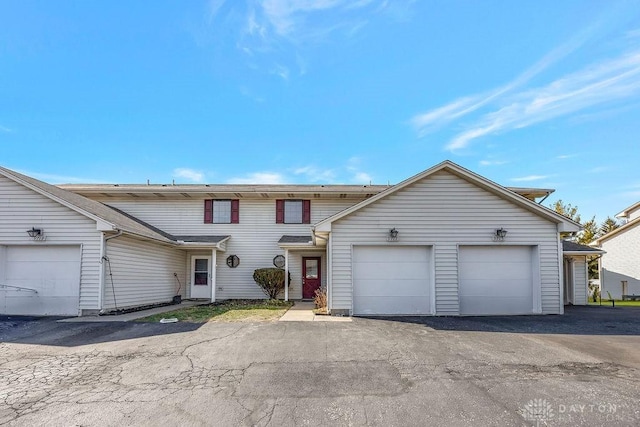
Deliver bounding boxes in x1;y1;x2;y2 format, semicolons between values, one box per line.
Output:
388;228;399;242
494;228;508;242
26;227;42;238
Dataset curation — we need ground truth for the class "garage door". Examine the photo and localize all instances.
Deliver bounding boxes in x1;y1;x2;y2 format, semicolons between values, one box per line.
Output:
458;246;535;315
1;246;81;316
353;246;432;315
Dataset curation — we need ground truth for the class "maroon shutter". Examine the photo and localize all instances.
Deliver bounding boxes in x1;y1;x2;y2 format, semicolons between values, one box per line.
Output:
231;199;239;224
204;199;213;223
302;200;311;224
276;199;285;223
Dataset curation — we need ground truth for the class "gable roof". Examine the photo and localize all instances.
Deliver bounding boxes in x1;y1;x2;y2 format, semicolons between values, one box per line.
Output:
615;201;640;219
562;240;605;255
0;166;175;244
314;160;581;233
592;215;640;245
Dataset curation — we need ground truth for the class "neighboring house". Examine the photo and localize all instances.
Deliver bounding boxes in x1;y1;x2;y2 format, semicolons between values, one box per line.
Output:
561;241;604;305
592;202;640;299
1;161;582;317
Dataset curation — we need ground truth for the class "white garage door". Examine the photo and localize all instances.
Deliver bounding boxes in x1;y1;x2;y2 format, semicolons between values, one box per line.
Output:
1;246;81;316
353;246;432;315
458;246;535;315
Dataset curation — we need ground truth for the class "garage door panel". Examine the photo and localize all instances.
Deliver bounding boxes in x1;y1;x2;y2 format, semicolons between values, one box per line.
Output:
2;246;80;316
354;296;431;316
353;263;429;280
458;263;532;281
459;279;532;297
460;246;530;263
353;246;432;316
354;279;429;297
459;296;533;316
353;246;427;263
459;246;535;316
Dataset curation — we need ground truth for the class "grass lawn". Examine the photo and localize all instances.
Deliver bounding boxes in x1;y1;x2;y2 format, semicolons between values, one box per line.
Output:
588;299;640;307
137;299;294;323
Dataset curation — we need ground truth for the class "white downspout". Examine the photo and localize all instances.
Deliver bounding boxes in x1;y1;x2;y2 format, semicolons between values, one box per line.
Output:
284;249;289;302
557;227;564;315
327;232;332;313
211;248;217;303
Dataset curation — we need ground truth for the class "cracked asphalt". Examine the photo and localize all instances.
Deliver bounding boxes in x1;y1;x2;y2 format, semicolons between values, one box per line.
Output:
1;306;639;426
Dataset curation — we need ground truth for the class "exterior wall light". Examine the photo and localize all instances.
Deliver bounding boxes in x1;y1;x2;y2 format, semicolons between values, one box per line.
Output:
27;227;42;238
388;228;399;242
494;228;508;242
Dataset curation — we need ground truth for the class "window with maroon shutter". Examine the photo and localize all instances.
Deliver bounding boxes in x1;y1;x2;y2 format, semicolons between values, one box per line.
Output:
204;200;213;223
205;199;239;224
277;200;310;224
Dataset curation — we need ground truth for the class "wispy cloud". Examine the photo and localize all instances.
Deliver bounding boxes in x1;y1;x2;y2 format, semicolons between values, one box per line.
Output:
227;171;287;184
410;24;597;138
292;165;336;182
410;20;640;151
353;171;372;184
588;166;608;173
511;175;549;182
16;169;106;184
479;159;507;166
270;64;290;80
204;1;413;78
173;168;205;183
239;86;265;102
444;49;640;150
346;156;374;184
0;125;13;133
556;154;578;160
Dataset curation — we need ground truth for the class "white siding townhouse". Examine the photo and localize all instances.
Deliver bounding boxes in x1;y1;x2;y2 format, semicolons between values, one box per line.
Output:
592;201;640;299
1;161;584;317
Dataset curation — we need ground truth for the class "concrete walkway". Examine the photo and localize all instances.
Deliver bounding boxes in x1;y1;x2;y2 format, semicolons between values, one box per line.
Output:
279;301;351;322
58;300;204;323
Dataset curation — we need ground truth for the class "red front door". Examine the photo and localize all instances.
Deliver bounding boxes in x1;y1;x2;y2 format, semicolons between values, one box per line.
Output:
302;257;321;299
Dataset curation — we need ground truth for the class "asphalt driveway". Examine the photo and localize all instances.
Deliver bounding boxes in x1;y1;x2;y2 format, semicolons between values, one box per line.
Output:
1;306;639;426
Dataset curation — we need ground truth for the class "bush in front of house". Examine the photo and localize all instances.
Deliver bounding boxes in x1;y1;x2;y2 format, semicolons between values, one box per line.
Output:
314;288;328;314
253;268;289;300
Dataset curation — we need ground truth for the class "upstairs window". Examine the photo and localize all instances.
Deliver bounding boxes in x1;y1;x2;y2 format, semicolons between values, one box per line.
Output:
204;200;239;224
276;200;310;224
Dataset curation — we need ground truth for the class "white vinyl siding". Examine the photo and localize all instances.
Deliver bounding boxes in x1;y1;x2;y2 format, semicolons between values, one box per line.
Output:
0;175;102;312
92;198;356;300
103;235;187;310
600;222;640;299
572;257;588;305
330;170;562;315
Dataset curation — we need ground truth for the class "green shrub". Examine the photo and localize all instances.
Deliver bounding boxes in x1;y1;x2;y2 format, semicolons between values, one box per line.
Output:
253;268;289;299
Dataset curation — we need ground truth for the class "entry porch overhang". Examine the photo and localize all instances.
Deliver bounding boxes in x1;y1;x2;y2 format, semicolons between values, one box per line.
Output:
176;235;230;251
278;235;325;302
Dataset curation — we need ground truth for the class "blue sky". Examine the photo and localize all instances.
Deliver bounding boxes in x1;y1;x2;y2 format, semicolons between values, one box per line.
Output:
1;1;640;222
